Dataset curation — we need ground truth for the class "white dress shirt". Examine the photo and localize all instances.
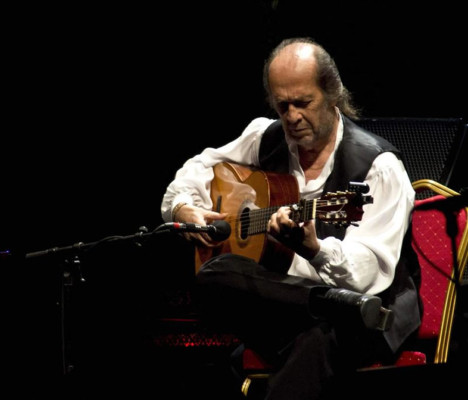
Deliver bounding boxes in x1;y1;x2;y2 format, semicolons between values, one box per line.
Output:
161;114;415;295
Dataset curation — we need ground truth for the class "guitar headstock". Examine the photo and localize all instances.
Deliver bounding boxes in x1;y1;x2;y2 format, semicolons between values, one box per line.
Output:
291;190;373;227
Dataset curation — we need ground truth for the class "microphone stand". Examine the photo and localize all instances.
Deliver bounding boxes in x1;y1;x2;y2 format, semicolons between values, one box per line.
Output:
24;225;169;377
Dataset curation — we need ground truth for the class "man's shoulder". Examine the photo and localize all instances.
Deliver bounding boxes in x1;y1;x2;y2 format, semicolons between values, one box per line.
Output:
244;117;277;134
342;116;399;153
343;116;378;138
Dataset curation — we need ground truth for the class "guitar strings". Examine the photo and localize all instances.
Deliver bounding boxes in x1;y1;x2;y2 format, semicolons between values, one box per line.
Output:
223;199;349;236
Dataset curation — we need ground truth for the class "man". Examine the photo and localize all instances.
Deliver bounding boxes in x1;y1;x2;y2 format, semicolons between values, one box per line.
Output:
161;37;422;399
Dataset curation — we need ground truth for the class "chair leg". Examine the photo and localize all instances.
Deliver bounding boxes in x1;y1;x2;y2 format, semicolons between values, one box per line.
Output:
241;373;271;398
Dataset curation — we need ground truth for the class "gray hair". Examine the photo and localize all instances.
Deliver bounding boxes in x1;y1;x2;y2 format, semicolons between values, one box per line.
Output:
263;37;361;120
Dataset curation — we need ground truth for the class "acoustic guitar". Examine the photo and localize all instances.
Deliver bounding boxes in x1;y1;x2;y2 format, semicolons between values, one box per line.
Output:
194;162;373;273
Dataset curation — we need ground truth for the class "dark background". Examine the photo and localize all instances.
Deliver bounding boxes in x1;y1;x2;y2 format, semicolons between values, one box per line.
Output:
2;1;467;253
3;1;467;397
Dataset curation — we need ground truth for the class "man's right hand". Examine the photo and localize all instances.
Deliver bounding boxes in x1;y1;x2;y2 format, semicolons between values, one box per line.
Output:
173;203;228;246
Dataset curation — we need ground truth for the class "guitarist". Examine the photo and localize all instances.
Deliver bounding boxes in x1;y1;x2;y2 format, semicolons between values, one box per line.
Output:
161;37;422;399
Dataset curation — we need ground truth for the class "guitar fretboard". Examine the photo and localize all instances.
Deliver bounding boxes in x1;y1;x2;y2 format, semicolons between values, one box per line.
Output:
242;194;359;237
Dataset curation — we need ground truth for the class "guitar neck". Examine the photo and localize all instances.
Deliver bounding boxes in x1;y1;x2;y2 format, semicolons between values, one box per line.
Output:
247;191;369;236
247;199;316;235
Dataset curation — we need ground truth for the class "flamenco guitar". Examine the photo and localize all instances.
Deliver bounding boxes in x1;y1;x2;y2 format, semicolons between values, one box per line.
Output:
194;162;373;273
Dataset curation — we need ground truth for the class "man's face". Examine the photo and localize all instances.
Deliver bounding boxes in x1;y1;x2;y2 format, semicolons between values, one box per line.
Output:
268;46;337;149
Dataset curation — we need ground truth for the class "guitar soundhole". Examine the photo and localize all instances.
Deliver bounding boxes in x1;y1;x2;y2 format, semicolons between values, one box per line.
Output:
239;207;250;239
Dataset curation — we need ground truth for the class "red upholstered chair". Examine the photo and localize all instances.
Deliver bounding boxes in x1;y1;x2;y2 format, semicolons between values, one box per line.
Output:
401;179;468;365
241;179;468;396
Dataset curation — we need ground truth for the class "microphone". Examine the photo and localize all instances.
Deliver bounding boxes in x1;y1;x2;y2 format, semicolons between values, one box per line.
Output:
414;193;468;212
160;220;231;241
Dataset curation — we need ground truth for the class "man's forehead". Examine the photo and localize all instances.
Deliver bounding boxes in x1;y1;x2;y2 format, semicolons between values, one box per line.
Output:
279;43;315;61
294;44;315;60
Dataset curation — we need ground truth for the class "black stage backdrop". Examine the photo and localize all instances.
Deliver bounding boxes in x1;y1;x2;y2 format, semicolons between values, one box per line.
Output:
2;1;467;396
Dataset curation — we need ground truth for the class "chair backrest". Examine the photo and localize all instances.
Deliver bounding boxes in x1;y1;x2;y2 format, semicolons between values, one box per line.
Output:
411;179;468;363
356;118;466;198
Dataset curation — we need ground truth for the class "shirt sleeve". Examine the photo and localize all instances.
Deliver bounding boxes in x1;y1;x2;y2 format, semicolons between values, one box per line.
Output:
287;152;415;295
161;117;275;222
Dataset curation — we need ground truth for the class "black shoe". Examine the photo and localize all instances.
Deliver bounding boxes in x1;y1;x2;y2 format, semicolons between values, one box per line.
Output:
309;287;393;331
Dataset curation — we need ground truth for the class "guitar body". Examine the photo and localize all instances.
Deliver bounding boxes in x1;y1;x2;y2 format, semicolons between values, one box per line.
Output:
194;162;300;274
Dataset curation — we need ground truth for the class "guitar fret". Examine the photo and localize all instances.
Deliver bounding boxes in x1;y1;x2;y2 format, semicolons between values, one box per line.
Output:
249;207;276;235
248;195;361;231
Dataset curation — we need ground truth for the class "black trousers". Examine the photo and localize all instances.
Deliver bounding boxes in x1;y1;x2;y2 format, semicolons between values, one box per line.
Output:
195;254;395;400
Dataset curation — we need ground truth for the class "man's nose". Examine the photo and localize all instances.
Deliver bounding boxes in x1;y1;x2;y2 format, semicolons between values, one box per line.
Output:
286;104;301;123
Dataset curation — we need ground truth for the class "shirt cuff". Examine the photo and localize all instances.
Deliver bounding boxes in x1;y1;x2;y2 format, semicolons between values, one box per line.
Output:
171;194;194;214
308;238;330;267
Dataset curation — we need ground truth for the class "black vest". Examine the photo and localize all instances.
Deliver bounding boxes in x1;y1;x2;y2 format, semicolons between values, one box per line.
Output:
258;116;422;352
